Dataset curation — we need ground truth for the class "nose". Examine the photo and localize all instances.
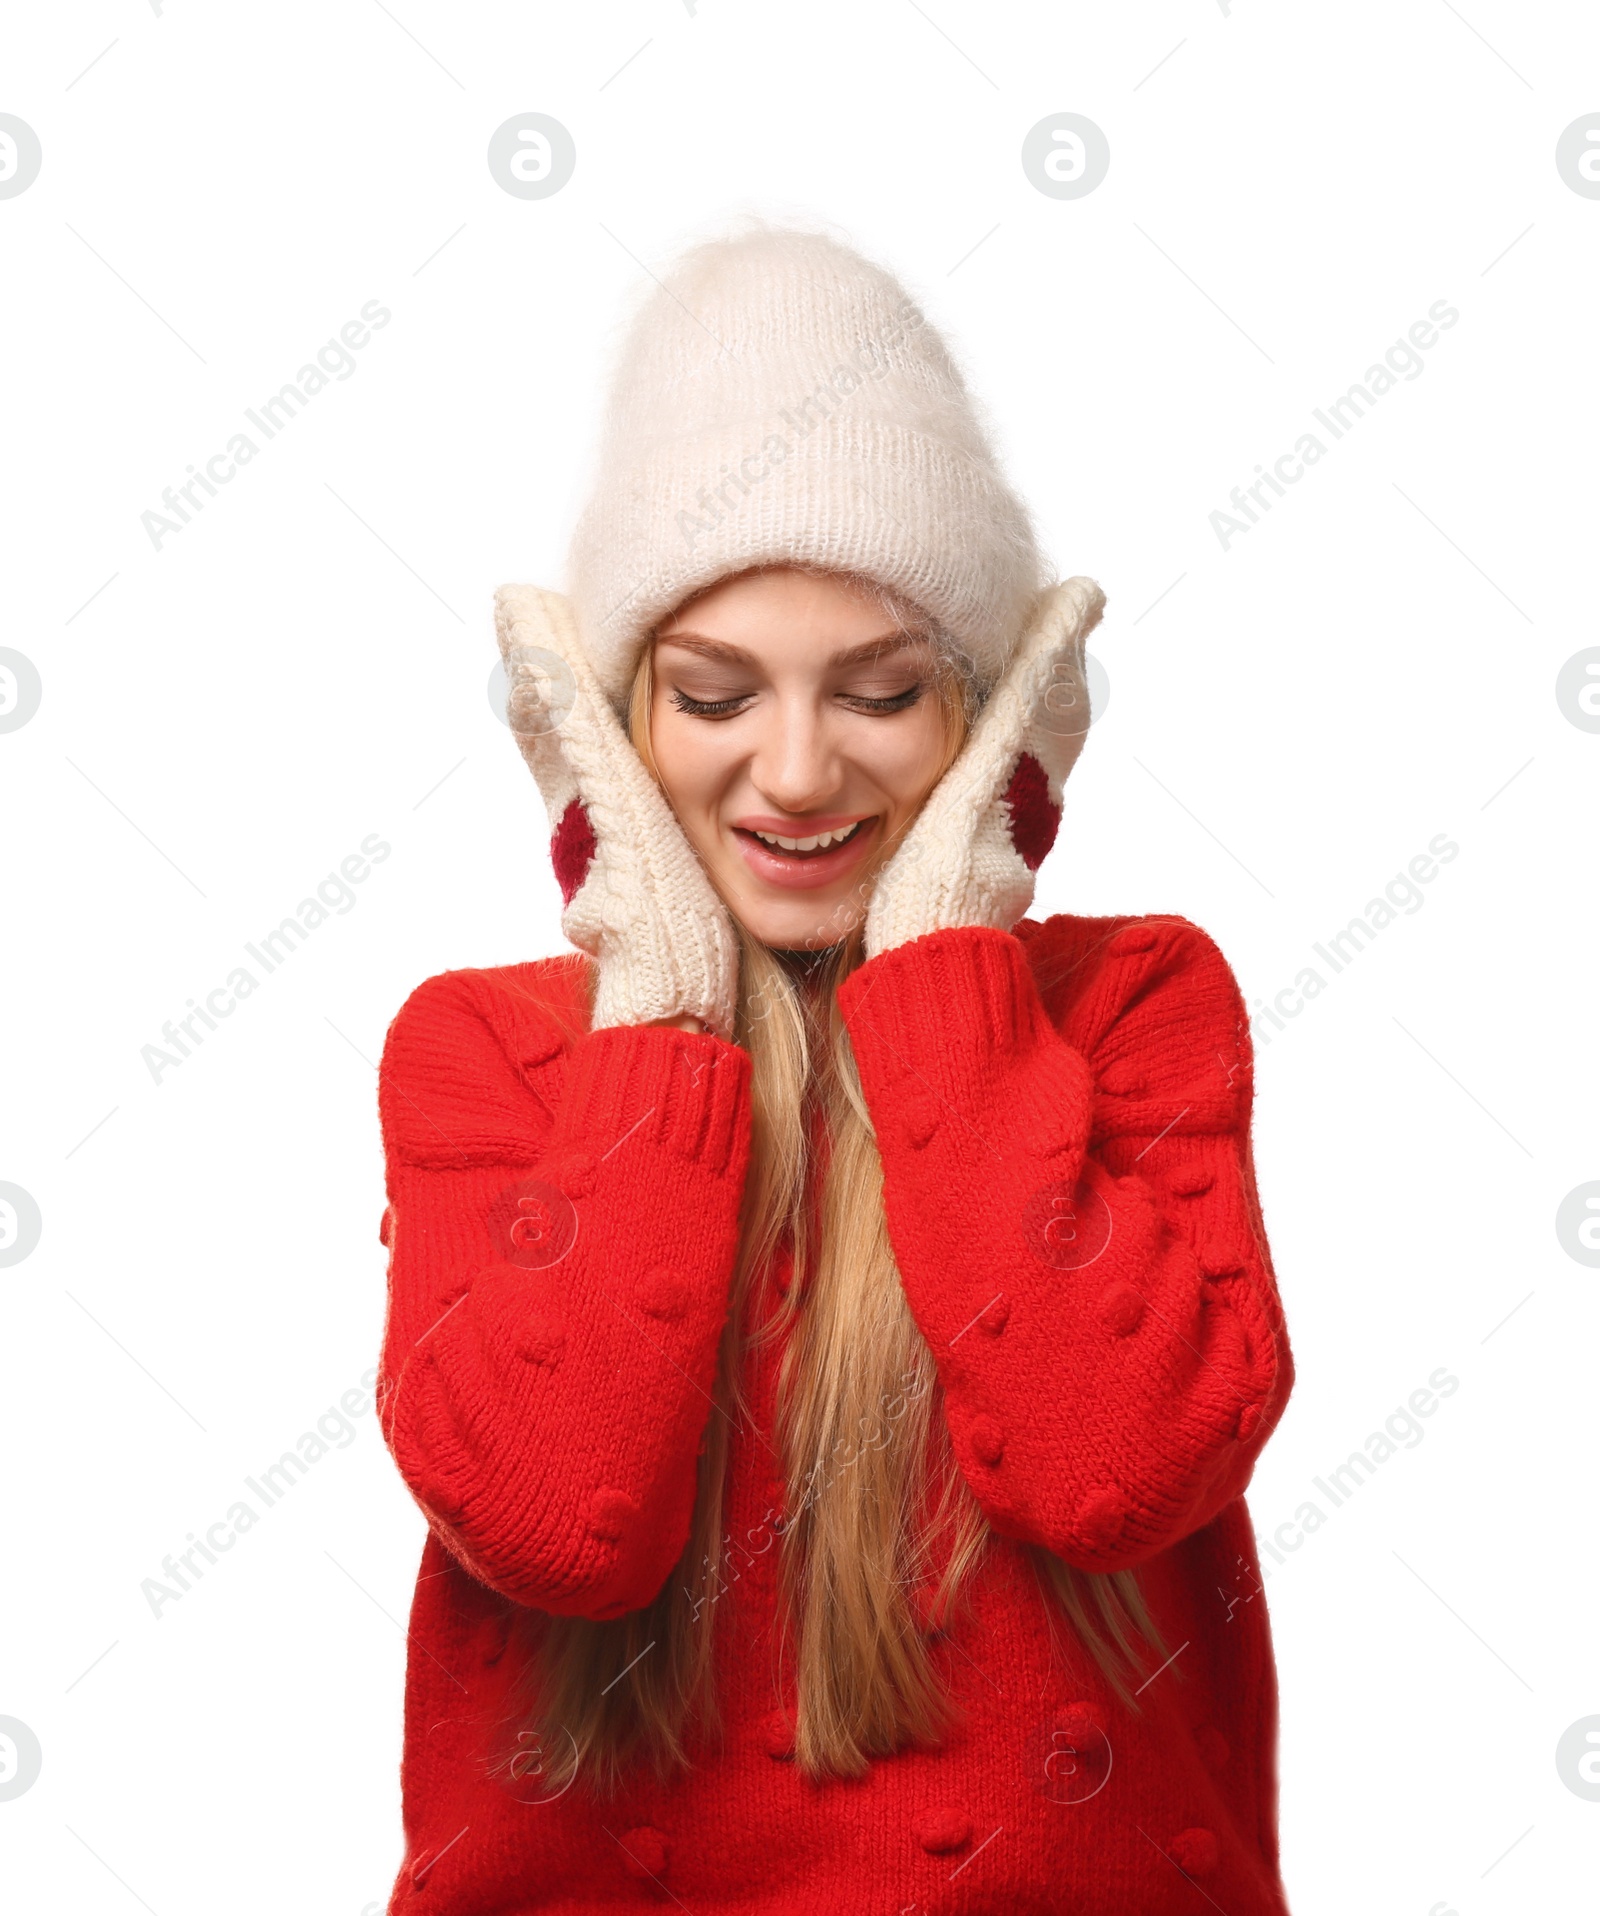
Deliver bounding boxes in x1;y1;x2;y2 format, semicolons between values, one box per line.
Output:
749;695;846;817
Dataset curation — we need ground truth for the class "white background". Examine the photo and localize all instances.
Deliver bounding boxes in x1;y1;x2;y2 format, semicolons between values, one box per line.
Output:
3;3;1597;1911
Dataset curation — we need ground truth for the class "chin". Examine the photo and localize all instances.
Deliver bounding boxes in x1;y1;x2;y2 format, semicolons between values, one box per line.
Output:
728;887;865;953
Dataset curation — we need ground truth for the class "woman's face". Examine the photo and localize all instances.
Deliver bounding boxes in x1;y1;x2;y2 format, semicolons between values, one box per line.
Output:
649;568;954;949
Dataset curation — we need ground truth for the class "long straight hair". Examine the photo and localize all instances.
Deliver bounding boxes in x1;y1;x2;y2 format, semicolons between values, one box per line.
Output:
492;570;1169;1799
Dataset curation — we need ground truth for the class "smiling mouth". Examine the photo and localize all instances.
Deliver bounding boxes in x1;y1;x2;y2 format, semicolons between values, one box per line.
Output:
737;819;873;860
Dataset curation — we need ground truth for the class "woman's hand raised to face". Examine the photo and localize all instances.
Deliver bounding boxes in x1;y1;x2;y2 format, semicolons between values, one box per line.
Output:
494;585;740;1039
863;577;1105;958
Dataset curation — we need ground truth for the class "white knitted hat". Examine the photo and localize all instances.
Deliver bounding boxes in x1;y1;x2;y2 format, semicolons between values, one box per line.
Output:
565;222;1051;710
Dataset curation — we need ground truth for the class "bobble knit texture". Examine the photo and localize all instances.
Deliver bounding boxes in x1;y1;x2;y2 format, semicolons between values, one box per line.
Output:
375;913;1295;1914
565;224;1051;711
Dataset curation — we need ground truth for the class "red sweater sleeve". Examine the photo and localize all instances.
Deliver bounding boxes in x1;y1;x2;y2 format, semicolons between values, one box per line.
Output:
375;964;752;1618
837;918;1293;1574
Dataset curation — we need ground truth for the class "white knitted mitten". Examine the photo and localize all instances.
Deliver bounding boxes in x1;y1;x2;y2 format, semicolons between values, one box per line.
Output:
494;585;740;1039
863;576;1105;959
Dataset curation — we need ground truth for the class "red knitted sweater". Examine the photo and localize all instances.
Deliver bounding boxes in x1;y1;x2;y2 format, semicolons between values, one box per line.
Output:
375;915;1295;1915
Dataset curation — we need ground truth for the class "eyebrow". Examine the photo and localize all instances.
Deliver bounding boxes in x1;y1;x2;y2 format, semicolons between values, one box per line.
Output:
653;630;929;670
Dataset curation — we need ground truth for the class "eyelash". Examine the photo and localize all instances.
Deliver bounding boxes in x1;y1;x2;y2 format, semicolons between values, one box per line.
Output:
669;684;928;720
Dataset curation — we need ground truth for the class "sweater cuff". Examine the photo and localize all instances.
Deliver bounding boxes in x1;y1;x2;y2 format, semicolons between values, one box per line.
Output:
549;1023;750;1179
839;927;1091;1161
838;927;1056;1066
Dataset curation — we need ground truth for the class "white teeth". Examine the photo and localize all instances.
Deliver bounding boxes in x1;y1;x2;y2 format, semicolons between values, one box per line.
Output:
752;823;859;852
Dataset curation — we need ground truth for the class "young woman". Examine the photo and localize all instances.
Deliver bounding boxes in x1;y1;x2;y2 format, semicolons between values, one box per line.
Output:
375;227;1294;1914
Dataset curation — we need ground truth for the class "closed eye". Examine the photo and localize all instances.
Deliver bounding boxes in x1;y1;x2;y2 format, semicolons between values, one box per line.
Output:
669;684;928;720
669;689;755;719
839;684;927;714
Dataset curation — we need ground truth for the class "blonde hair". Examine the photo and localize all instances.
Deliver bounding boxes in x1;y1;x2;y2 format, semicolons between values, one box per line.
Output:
492;570;1168;1798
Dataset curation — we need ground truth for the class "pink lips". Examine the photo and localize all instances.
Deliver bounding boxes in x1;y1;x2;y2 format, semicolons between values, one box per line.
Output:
731;817;879;891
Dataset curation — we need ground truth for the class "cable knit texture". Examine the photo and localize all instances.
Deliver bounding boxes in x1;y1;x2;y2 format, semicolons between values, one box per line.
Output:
493;583;740;1037
564;223;1051;711
864;575;1104;957
376;914;1294;1915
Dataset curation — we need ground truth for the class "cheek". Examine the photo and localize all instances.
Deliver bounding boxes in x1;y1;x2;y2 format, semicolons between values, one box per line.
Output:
649;705;729;833
873;704;949;810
